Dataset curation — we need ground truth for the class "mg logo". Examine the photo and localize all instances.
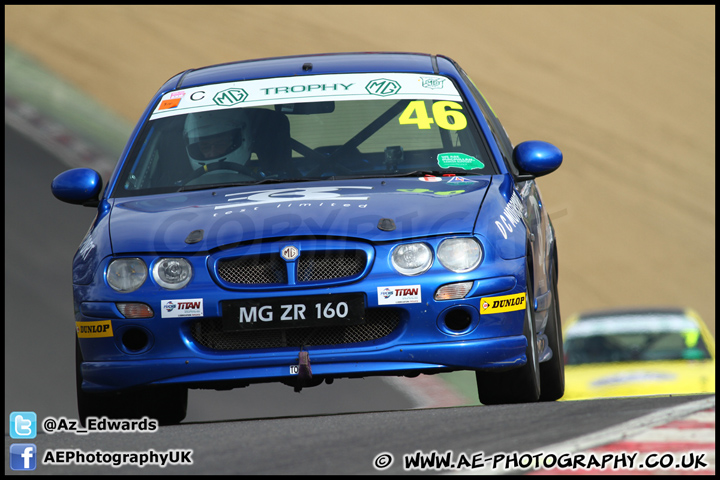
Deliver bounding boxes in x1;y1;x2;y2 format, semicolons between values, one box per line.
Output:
365;79;401;96
213;88;248;106
281;245;299;261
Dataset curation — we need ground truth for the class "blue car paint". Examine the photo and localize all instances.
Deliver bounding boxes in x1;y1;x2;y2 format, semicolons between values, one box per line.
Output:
73;174;532;392
106;178;491;252
514;141;563;175
57;52;561;398
50;168;103;205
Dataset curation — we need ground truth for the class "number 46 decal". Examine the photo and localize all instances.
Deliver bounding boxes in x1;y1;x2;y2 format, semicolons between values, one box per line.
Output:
399;100;467;130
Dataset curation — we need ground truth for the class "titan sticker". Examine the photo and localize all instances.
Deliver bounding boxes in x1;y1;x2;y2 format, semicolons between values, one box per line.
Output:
480;293;526;314
76;320;113;338
377;285;422;305
161;299;204;318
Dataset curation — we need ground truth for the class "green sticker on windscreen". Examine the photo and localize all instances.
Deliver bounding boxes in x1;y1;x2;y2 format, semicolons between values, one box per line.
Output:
437;152;485;170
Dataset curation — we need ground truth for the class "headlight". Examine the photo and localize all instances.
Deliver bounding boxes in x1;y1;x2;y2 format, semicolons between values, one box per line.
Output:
153;258;192;289
437;238;482;272
391;243;433;276
107;258;147;292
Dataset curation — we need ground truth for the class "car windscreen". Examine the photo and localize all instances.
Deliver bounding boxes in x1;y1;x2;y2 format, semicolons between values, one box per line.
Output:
564;314;712;365
112;73;496;198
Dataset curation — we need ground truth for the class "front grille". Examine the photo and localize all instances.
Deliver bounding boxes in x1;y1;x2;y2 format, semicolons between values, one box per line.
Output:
297;251;366;282
190;308;400;351
217;254;288;284
217;250;366;285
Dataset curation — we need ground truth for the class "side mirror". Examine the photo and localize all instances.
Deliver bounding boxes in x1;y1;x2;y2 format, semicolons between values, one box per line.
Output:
51;168;103;206
513;141;563;179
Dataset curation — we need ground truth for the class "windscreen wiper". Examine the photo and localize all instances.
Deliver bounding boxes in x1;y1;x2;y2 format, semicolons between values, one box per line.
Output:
329;170;470;180
178;182;251;192
386;170;485;178
387;170;448;177
248;177;319;185
178;177;316;192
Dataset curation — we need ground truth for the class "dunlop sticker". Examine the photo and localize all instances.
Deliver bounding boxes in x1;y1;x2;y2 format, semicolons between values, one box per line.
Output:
76;320;113;338
480;293;526;315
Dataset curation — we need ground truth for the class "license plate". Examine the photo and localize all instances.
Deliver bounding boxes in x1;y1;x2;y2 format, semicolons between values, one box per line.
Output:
221;293;365;331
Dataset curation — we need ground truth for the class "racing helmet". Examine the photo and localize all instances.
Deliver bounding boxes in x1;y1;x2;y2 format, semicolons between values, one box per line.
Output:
183;109;252;170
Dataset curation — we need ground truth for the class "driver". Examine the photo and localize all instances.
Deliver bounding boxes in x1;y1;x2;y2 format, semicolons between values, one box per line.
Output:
183;109;253;171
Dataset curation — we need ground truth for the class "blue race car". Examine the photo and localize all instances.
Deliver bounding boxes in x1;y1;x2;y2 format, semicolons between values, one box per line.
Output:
52;52;564;424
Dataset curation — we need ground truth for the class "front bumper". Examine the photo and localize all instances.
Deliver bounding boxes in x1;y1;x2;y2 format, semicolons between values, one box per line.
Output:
76;249;531;393
80;335;528;392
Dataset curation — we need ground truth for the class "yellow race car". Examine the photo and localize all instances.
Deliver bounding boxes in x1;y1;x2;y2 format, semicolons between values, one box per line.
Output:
562;307;715;400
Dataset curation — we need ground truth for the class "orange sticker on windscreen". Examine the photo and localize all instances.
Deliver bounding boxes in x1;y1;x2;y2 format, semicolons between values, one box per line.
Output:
159;98;181;110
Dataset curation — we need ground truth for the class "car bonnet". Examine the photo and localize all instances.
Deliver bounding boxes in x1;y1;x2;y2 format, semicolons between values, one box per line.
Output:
108;177;492;253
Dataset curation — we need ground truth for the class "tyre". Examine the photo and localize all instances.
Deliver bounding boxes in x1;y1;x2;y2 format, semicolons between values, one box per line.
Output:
539;258;565;401
475;262;541;405
76;336;188;426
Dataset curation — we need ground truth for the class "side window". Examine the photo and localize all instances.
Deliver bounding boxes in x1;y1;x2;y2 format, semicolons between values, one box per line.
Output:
121;127;160;191
458;68;518;176
115;116;188;195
